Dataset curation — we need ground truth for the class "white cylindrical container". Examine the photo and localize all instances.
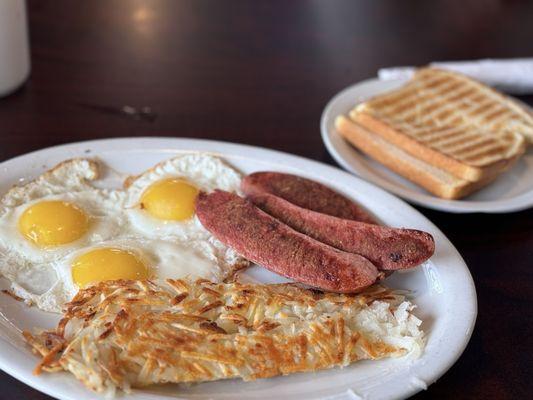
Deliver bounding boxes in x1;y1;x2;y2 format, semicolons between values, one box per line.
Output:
0;0;30;97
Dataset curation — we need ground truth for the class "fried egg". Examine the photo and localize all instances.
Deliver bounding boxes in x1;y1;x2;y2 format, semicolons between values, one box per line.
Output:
124;153;243;239
9;238;241;312
0;159;129;263
0;155;247;313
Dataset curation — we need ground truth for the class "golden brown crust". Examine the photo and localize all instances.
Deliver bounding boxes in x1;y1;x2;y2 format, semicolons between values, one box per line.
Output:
416;68;533;144
351;112;511;182
336;116;500;199
24;279;422;394
349;67;529;181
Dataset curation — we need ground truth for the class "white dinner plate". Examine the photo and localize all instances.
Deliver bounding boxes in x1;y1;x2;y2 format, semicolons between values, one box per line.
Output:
0;138;476;400
321;77;533;213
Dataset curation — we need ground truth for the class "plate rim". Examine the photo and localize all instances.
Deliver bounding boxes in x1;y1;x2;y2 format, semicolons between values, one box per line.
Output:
320;77;533;213
0;137;478;400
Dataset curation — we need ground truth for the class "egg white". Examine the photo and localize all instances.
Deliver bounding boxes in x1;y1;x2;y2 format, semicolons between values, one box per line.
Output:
125;154;243;238
9;237;239;313
0;191;129;263
0;155;248;313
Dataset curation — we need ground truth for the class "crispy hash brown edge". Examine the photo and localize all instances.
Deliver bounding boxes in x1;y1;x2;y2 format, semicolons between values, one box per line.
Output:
24;279;424;395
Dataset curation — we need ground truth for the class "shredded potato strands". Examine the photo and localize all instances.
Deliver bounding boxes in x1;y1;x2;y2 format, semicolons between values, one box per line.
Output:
24;279;424;397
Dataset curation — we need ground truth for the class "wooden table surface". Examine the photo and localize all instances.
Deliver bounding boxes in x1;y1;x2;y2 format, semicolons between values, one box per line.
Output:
0;1;532;399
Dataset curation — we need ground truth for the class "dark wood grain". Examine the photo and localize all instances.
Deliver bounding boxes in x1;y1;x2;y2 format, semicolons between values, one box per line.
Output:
0;1;532;399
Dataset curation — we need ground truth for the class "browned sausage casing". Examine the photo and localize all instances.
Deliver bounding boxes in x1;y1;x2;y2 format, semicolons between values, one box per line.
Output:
195;190;380;293
245;191;435;270
242;172;376;224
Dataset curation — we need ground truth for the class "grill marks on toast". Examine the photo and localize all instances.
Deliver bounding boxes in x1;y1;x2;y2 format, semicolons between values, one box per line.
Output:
360;69;529;142
337;68;531;198
335;116;499;199
353;68;528;172
416;69;532;142
360;113;511;167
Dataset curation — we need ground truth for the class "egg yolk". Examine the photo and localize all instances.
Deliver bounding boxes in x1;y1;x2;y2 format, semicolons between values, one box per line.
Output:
71;247;150;288
140;178;199;221
18;201;89;247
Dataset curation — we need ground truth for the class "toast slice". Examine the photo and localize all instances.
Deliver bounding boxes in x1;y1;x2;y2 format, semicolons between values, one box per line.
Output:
335;116;513;199
351;68;528;182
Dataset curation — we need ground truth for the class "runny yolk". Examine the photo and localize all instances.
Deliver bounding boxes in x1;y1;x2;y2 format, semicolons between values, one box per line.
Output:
71;247;150;288
18;201;89;247
140;178;199;221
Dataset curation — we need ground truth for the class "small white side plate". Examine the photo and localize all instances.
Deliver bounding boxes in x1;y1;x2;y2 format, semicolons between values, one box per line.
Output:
321;77;533;213
0;138;477;400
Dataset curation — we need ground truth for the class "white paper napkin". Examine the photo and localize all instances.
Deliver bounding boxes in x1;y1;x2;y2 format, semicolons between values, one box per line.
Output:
378;58;533;94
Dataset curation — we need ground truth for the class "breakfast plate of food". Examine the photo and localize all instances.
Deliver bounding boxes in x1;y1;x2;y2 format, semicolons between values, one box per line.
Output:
0;137;476;400
321;68;533;213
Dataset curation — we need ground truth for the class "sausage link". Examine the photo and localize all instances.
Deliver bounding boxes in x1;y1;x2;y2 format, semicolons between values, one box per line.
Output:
195;190;380;293
242;172;376;224
246;191;435;270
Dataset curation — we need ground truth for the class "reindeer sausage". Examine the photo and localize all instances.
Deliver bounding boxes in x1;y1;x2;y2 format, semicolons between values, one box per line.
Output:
195;190;380;293
245;191;435;270
242;172;376;224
